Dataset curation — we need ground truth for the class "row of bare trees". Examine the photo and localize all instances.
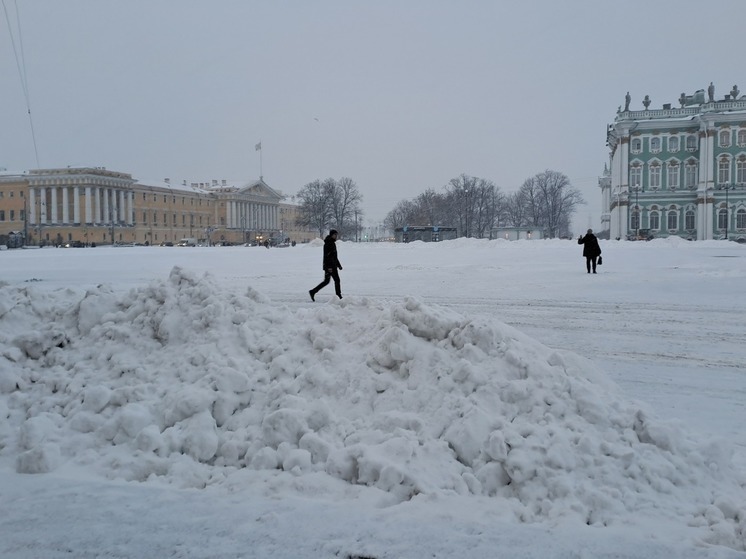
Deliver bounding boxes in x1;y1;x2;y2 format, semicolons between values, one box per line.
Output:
294;177;364;239
384;170;585;239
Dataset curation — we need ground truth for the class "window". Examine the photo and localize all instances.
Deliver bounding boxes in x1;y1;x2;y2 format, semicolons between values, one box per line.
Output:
650;164;661;188
667;163;679;189
650;137;661;153
718;208;728;230
173;213;176;225
631;138;642;153
718;157;731;184
686;163;698;188
667;210;678;230
143;212;147;224
0;210;5;221
631;211;640;231
649;211;660;230
630;166;642;187
685;210;696;230
0;191;3;198
737;157;746;184
153;211;158;225
669;136;679;152
719;130;731;148
142;193;146;200
739;130;746;147
737;209;746;229
163;195;167;203
687;135;697;151
10;210;14;221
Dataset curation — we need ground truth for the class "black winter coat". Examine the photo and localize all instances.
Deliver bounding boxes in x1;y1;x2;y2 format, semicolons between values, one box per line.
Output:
322;235;342;270
578;233;602;258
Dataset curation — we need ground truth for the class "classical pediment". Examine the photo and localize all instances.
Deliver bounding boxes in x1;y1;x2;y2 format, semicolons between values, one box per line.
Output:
237;179;283;201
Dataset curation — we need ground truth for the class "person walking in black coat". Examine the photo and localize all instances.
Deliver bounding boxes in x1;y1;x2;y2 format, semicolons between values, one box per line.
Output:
578;228;602;274
309;229;343;300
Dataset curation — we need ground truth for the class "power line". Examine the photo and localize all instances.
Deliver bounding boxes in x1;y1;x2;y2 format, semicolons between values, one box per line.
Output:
3;0;40;167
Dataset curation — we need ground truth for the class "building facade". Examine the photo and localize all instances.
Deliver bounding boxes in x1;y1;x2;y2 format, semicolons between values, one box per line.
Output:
0;167;315;246
601;83;746;241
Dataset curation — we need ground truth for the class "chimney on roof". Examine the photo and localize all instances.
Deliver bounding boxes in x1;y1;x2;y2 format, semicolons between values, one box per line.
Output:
183;180;187;186
212;179;218;186
165;178;170;184
222;179;227;186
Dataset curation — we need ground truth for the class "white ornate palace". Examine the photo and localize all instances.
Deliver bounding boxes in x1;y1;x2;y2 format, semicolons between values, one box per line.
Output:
601;83;746;241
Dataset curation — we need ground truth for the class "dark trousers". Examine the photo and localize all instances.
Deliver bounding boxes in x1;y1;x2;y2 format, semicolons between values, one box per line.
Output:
311;268;341;297
586;256;597;273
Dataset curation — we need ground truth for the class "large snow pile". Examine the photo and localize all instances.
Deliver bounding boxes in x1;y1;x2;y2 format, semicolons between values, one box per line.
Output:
1;267;744;550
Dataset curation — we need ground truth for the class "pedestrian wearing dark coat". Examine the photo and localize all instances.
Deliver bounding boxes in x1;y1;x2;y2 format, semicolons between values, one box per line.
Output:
578;228;602;274
309;230;343;300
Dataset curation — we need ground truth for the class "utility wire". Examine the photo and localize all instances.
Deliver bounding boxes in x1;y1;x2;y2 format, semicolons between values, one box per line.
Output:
3;0;41;168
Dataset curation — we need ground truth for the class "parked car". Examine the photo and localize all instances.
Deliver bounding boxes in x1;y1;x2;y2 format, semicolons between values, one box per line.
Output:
64;240;85;248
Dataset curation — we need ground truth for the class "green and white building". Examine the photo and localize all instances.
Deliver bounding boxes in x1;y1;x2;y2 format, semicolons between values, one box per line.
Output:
601;83;746;241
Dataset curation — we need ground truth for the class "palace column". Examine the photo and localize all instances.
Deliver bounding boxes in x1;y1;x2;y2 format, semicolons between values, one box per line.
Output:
29;187;36;224
50;187;58;224
39;187;47;224
62;187;70;224
85;186;92;224
73;186;81;224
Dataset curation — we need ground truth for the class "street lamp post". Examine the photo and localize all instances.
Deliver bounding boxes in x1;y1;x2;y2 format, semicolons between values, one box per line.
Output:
632;186;640;239
724;185;730;240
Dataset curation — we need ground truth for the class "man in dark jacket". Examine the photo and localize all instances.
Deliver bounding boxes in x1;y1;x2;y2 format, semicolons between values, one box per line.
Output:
578;228;602;274
309;229;343;300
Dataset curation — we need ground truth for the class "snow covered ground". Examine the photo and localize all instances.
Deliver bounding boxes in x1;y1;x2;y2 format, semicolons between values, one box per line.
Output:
1;237;745;558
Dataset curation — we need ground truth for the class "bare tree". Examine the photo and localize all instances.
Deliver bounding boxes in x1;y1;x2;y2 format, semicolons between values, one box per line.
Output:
296;177;364;239
332;177;364;239
445;174;503;238
384;199;417;231
515;170;585;238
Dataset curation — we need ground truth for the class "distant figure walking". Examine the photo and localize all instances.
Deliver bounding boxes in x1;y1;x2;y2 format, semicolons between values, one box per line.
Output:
578;229;602;274
309;229;343;300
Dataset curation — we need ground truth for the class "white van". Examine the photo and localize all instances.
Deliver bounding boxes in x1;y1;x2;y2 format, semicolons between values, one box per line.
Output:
177;238;197;247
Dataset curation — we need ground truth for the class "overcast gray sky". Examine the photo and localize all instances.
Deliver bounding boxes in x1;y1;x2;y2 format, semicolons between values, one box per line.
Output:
3;0;744;231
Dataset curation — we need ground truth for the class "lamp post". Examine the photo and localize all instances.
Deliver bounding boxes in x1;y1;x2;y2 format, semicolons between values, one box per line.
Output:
631;186;640;239
724;185;730;240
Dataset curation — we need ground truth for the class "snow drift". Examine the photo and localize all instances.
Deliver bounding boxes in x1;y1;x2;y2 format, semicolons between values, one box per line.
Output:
1;266;744;550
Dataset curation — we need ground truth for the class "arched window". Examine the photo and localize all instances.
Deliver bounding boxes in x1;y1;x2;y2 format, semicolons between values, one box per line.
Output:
631;138;642;153
667;209;678;230
668;136;679;152
650;137;661;152
737;208;746;229
718;157;731;184
687;135;697;151
685;209;696;230
630;210;640;231
739;129;746;147
667;162;679;189
649;163;661;188
720;130;731;148
630;165;642;187
685;161;698;188
718;208;728;231
649;211;660;230
737;156;746;184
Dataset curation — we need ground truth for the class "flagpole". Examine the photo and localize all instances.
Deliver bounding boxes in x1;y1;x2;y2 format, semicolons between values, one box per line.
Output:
255;140;263;180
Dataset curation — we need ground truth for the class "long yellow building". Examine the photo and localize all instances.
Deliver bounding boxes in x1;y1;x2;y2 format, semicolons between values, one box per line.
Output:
0;167;315;247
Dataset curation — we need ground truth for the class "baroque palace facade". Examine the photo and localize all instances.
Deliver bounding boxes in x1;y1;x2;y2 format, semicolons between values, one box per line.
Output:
601;82;746;241
0;167;315;246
